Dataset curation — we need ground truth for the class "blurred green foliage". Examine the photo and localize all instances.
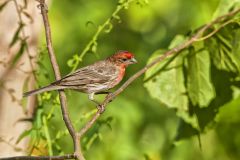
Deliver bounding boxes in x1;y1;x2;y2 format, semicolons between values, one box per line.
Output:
24;0;240;159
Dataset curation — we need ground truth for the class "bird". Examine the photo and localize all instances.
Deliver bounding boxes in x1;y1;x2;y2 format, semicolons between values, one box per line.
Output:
23;50;137;107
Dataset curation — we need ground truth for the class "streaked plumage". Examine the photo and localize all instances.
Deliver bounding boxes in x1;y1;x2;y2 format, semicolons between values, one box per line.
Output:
24;51;137;104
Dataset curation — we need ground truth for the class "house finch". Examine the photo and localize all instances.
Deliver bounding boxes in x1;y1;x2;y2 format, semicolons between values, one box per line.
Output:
24;50;137;106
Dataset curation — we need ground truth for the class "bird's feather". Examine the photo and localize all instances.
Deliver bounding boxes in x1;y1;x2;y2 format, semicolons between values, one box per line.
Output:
53;61;119;93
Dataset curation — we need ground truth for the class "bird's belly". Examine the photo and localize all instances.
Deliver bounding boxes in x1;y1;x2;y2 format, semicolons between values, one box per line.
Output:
86;84;109;93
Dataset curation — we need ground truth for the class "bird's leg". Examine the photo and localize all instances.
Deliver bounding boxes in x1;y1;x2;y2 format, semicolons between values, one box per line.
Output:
88;93;105;113
88;93;100;105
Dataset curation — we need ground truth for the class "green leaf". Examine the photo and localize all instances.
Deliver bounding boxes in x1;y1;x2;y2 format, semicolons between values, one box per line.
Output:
206;23;240;73
215;94;240;123
168;35;187;49
9;23;25;48
144;49;188;110
16;129;32;144
212;0;240;18
187;43;215;107
10;41;26;67
232;28;240;60
175;119;199;141
194;67;235;130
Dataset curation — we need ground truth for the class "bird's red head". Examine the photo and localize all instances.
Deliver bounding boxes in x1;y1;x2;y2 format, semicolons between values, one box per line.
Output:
108;50;137;67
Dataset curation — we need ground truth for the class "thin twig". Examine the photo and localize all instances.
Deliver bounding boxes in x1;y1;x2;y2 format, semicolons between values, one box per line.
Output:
77;7;240;139
13;0;37;79
37;0;83;159
194;19;235;41
71;0;137;71
0;0;37;88
13;0;39;119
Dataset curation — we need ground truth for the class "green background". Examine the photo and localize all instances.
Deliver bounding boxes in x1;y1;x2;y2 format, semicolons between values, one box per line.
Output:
32;0;240;160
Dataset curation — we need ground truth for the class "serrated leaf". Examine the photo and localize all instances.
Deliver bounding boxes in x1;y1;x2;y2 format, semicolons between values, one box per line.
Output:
187;43;215;107
144;49;188;110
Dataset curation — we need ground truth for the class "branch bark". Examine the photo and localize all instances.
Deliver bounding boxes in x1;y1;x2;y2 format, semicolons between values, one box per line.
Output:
37;0;83;159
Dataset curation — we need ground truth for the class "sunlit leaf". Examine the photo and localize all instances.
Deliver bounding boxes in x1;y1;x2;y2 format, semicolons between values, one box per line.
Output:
144;49;188;110
168;35;187;49
194;67;235;130
187;43;215;107
206;23;240;73
215;95;240;123
212;0;240;18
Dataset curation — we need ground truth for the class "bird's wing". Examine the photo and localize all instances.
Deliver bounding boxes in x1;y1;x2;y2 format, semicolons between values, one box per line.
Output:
53;63;117;89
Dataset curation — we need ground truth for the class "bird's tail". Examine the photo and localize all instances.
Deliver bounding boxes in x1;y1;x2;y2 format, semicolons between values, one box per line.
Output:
23;84;64;97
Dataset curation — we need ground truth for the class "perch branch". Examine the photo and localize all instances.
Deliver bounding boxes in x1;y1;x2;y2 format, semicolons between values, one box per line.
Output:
37;0;83;159
0;154;75;160
77;7;240;138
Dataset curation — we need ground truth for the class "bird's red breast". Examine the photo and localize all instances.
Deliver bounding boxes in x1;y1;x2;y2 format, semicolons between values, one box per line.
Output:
116;65;126;83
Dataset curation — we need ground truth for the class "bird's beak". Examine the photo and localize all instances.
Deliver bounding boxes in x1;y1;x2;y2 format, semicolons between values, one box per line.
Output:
130;58;137;64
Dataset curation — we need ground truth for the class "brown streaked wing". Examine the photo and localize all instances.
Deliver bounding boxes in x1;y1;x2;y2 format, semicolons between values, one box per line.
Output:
53;66;112;87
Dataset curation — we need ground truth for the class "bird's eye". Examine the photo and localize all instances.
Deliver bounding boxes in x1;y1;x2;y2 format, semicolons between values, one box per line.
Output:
122;58;128;61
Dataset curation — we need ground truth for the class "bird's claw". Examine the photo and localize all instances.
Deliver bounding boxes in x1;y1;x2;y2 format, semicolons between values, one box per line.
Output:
97;104;105;113
106;93;113;103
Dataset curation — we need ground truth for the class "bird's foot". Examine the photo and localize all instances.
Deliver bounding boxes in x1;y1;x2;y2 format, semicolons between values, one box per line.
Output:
106;93;113;103
97;104;105;113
